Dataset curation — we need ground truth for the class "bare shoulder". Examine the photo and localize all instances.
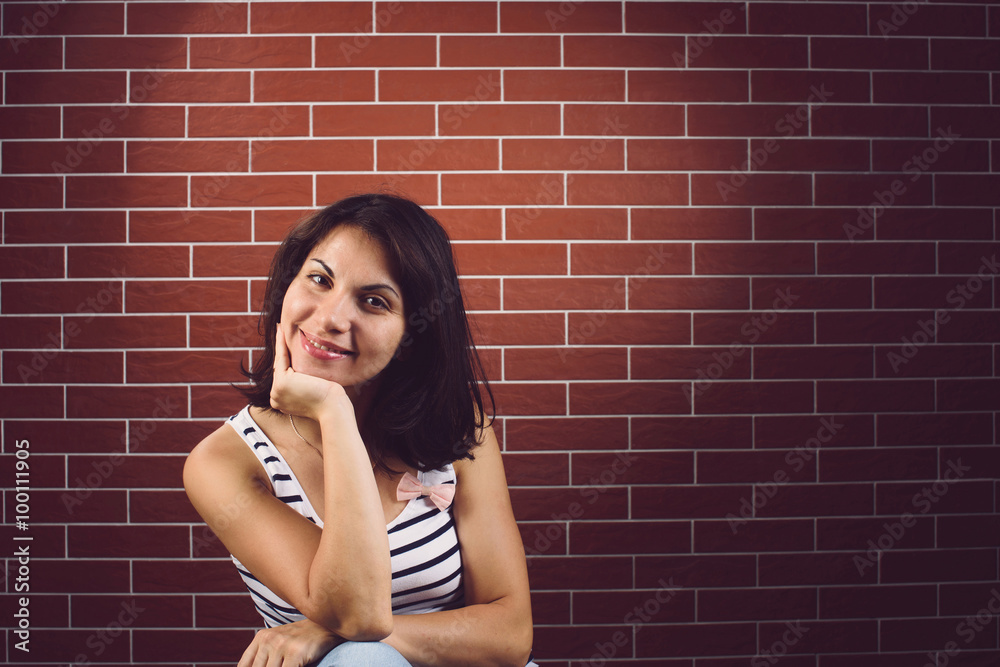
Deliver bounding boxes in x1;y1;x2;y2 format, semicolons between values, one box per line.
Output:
452;422;502;481
183;416;270;506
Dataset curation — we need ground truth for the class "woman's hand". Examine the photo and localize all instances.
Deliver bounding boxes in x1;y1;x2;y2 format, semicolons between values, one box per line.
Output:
238;619;342;667
270;325;350;422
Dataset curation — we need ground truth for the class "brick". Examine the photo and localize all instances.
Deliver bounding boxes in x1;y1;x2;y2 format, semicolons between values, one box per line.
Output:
21;488;126;523
874;138;989;173
126;280;248;314
440;103;561;136
570;521;689;555
66;175;186;208
633;483;747;519
69;525;189;558
4;139;124;175
378;138;495;172
512;487;626;522
750;2;867;35
570;174;688;206
6;71;125;104
760;552;878;586
504;137;623;171
507;207;627;240
687;35;806;69
869;4;986;38
817;310;942;345
694;518;814;553
823;447;939;483
0;36;62;70
883;617;996;651
195;593;262;627
2;280;122;315
634;415;751;450
876;71;990;105
2;2;124;36
318;35;436;67
507;69;625;102
68;245;189;278
752;70;868;103
426;207;502;241
505;416;628;452
625;2;746;34
693;381;814;415
936;174;1000;206
504;277;625;311
127;2;248;34
633;207;751;241
754;207;867;241
565;103;684;137
381;69;501;102
65;36;187;69
813;105;928;138
192;384;248;418
135;71;250;103
638;622;756;658
0;245;63;279
632;277;748;310
817;379;934;413
754;139;869;173
812;36;928;70
73;594;193;628
249;2;369;33
443;173;562;207
4;350;121;385
64;105;186;138
135;628;256;663
67;386;188;419
502;1;622;33
699;587;816;622
317;173;438;207
189;105;308;138
630;139;746;172
939;310;1000;344
66;315;187;349
453;242;566;276
753;277;871;310
938;242;1000;275
754;346;873;380
190;174;311;207
878;413;993;447
132;489;202;523
191;35;310;68
931;38;1000;71
0;176;63;208
817;242;936;275
688;104;809;137
630;70;748;103
506;348;627;381
128;350;245;384
504;452;569;486
937;514;1000;548
255;70;374;102
695;242;813;275
699;448;813;484
816;515;934;552
0;316;62;349
565;35;684;68
816;173;933;207
567;312;689;348
875;480;992;516
636;555;756;589
881;549;997;584
632;346;751;381
460;277;501;310
573;587;694;624
820;585;936;619
492;382;566;416
315;103;432;137
693;172;812;207
127;140;248;173
0;106;61;139
251;139;372;172
875;276;992;310
569;381;691;415
381;1;494;32
692;310;813;346
572;242;690;276
932;106;1000;138
189;314;263;349
440;36;559;67
938;379;1000;412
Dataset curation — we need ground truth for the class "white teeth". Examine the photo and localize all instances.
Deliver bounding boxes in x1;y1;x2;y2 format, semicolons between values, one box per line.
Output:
307;337;346;354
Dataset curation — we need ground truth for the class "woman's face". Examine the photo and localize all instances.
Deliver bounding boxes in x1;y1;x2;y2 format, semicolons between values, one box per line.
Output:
279;225;406;392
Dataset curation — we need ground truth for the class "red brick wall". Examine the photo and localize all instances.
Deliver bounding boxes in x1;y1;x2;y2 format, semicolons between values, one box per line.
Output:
2;1;998;665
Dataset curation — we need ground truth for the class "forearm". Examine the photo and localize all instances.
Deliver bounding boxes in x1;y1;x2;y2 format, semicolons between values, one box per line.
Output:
304;402;392;638
382;600;532;667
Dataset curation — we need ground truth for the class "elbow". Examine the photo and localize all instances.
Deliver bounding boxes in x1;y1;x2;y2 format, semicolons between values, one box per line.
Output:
304;601;393;642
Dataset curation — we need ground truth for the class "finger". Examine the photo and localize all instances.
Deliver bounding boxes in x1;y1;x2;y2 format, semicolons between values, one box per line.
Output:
274;324;291;373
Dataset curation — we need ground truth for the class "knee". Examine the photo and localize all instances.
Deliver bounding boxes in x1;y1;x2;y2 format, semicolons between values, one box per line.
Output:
319;641;411;667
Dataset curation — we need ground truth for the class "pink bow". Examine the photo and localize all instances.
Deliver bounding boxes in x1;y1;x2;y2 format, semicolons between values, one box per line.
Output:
396;472;455;511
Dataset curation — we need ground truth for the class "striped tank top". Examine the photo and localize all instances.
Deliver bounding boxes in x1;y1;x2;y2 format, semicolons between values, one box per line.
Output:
227;406;464;628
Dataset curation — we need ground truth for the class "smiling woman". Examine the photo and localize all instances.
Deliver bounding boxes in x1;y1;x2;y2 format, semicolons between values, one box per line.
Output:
183;193;536;667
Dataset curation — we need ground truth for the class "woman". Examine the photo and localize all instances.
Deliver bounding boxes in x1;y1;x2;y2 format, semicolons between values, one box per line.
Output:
184;194;535;666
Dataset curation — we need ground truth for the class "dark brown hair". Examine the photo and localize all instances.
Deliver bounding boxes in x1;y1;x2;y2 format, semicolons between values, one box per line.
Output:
239;193;494;472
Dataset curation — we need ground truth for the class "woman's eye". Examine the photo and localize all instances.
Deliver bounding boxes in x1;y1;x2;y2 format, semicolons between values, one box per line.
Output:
365;296;388;310
308;274;328;287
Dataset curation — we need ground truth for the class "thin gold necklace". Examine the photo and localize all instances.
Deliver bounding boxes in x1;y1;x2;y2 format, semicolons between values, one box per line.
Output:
288;413;377;470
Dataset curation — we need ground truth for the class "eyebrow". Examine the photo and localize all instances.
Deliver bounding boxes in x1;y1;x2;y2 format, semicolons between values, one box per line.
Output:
309;258;401;300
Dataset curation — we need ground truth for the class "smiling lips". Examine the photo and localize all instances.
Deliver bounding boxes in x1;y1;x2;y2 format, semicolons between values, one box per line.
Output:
299;329;354;360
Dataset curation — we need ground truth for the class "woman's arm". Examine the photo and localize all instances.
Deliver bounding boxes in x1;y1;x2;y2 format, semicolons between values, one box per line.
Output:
381;425;534;667
183;327;393;641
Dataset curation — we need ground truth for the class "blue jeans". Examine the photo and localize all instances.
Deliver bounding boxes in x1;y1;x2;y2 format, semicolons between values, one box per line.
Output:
315;641;412;667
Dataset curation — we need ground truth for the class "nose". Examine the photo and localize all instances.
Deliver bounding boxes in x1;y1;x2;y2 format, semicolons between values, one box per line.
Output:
318;287;354;333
